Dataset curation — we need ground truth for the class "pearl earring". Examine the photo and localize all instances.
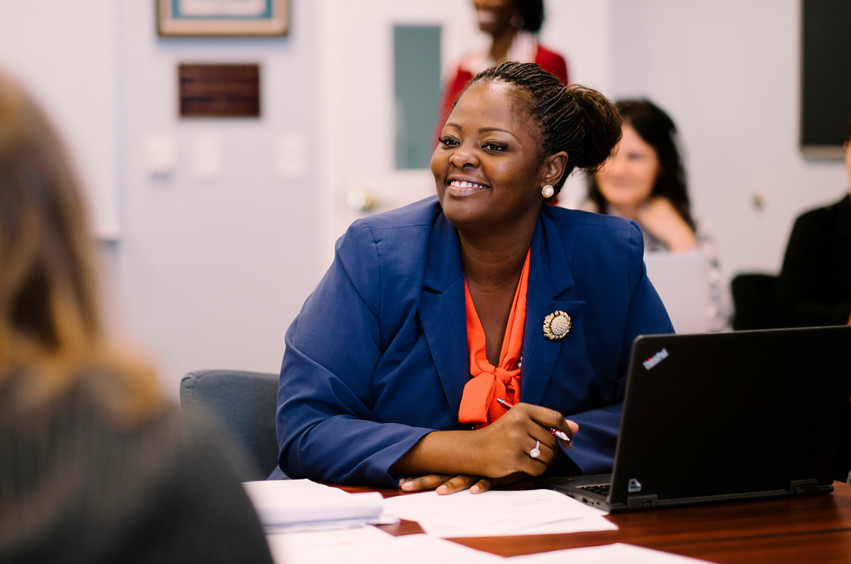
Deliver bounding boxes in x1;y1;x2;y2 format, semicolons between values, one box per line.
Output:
541;184;555;199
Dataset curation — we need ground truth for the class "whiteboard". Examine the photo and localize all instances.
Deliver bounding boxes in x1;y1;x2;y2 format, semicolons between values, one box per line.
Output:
0;1;119;239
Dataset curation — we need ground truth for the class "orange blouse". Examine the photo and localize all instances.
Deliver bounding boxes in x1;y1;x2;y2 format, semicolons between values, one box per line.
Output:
458;249;531;427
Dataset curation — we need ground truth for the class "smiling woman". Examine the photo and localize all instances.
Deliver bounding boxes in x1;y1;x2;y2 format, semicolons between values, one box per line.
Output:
275;62;674;493
434;80;547;233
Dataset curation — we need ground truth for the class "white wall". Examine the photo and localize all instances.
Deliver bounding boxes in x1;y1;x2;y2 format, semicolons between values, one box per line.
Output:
609;0;847;279
109;1;325;394
0;0;119;238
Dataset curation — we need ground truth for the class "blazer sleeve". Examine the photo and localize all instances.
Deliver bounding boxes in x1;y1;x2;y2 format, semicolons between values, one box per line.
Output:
562;220;674;474
535;46;569;85
276;220;433;487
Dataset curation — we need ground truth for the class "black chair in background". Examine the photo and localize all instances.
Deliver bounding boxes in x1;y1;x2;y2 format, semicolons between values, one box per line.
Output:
180;369;279;481
730;272;781;330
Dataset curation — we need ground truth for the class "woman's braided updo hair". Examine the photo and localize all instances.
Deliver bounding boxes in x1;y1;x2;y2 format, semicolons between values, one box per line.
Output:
464;61;621;195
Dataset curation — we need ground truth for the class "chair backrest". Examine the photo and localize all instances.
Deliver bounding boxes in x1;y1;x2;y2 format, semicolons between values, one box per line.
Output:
731;272;780;330
180;369;279;481
731;274;851;482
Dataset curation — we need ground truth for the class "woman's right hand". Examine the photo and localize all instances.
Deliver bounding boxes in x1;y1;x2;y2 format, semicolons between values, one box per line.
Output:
391;403;579;490
639;197;696;252
471;402;579;479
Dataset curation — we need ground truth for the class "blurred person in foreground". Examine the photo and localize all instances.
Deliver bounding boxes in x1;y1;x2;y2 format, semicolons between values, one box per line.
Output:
0;70;273;563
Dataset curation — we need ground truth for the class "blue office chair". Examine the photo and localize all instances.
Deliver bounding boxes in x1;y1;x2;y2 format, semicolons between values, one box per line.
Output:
180;369;280;481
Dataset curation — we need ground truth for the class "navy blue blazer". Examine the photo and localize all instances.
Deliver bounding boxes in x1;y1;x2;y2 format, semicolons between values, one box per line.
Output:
277;197;673;487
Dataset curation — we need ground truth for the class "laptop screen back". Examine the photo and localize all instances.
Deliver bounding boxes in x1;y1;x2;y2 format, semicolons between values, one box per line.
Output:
610;327;850;505
643;251;711;334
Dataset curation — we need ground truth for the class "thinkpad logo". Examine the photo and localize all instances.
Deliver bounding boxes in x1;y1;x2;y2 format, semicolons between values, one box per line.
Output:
642;348;669;371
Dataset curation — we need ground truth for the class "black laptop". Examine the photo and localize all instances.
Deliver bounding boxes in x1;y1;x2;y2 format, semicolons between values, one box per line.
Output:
539;326;851;513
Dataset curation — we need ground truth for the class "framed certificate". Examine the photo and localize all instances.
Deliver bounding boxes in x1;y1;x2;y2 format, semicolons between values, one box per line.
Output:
157;0;288;37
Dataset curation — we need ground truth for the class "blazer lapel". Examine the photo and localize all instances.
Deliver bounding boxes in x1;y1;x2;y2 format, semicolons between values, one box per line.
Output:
417;212;586;416
418;215;469;417
520;216;586;407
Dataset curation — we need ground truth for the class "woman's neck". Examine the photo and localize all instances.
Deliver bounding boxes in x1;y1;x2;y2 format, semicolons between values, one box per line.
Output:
460;231;531;365
489;28;518;64
459;225;533;290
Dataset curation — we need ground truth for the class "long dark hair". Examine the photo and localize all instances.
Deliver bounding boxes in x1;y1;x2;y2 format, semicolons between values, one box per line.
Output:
586;99;695;230
517;0;545;33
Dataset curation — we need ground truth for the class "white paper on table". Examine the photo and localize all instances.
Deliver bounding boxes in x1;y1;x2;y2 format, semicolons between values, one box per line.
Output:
382;488;617;537
243;479;384;528
266;528;504;564
504;542;716;563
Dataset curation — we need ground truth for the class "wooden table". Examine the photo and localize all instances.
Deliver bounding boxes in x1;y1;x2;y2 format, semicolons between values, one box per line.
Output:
355;481;851;563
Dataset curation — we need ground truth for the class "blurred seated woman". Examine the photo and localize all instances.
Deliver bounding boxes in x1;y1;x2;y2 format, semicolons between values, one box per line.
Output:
276;63;674;494
0;71;272;563
583;99;732;331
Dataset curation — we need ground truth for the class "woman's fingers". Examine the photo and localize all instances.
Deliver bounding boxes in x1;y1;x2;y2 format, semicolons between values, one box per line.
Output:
468;477;493;494
435;475;479;495
550;418;579;448
399;474;486;495
494;403;581;474
522;403;579;447
399;474;454;492
563;418;580;438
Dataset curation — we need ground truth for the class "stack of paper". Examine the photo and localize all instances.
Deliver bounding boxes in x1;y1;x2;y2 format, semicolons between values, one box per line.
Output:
243;479;385;530
382;488;616;537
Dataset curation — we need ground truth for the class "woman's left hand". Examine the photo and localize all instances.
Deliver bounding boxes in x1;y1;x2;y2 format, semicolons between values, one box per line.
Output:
399;472;527;495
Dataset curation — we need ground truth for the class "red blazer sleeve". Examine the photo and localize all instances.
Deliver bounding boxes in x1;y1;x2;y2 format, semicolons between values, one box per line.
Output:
535;45;569;85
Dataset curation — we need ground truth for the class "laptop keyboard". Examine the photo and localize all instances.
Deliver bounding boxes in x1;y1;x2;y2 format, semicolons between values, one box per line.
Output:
579;483;611;496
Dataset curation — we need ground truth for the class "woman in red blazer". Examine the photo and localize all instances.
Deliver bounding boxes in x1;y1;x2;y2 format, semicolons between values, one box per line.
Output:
437;0;568;135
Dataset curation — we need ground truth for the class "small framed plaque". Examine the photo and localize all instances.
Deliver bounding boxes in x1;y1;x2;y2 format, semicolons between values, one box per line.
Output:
179;64;260;118
158;0;288;37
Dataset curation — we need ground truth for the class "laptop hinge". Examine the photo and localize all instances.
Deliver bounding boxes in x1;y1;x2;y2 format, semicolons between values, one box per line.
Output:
789;479;821;496
626;494;659;510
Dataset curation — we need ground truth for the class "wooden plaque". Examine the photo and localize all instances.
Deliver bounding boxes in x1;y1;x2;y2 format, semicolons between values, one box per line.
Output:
179;64;260;118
